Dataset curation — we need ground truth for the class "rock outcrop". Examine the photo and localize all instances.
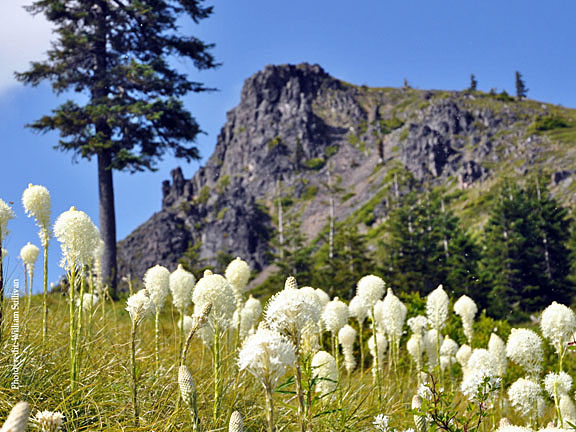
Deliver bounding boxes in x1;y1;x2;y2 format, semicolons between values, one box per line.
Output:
118;63;576;279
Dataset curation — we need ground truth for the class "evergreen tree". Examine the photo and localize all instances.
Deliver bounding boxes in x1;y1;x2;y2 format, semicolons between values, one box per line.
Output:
481;179;573;320
271;213;312;283
515;71;528;100
382;189;480;297
17;0;218;295
312;223;373;299
468;74;478;92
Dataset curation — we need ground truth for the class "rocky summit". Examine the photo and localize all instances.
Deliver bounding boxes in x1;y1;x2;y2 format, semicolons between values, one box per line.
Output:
118;63;576;280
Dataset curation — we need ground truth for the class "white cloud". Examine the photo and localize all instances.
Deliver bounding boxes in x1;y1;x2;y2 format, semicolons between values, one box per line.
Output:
0;0;53;94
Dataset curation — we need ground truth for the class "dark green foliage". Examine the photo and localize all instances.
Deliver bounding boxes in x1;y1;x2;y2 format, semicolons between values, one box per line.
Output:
302;185;319;200
494;90;514;102
515;71;528;100
530;115;570;132
17;0;217;172
270;215;312;283
324;145;339;158
311;224;374;299
17;0;218;294
377;117;405;134
468;74;478;92
481;178;573;321
381;188;481;299
304;157;326;170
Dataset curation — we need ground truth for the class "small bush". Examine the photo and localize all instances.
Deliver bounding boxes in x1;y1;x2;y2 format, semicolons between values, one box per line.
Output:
324;145;339;158
304;157;326;170
530;115;570;132
302;185;319;200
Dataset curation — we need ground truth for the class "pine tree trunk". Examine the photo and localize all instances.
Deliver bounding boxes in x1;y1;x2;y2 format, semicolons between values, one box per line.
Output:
98;150;118;298
93;0;117;298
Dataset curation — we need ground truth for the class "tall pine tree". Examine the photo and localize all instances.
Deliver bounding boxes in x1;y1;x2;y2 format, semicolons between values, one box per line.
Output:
17;0;217;295
312;223;373;298
382;188;480;298
482;179;573;320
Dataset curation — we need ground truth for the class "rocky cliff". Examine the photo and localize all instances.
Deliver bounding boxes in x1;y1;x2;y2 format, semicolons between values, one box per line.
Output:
118;63;576;279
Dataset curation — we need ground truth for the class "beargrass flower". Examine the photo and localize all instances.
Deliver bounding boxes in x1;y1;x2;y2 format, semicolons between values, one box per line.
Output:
460;368;500;402
407;315;428;336
489;333;507;377
339;324;357;373
22;184;51;230
238;327;296;389
494;424;533;432
426;285;449;331
169;264;195;311
540;302;576;355
466;349;499;378
126;289;155;326
53;207;100;271
508;378;544;418
506;328;544;378
179;315;194;336
349;295;369;324
407;334;424;368
1;401;30;432
322;297;349;335
0;199;15;238
369;332;388;376
356;275;385;306
315;288;330;307
311;350;338;397
76;293;99;313
454;295;477;344
225;257;251;294
143;265;170;310
560;394;576;425
379;288;407;345
264;286;321;340
456;344;472;369
424;329;442;368
238;295;262;338
544;372;572;397
33;410;64;432
193;273;237;330
20;242;39;270
228;411;244;432
373;414;390;432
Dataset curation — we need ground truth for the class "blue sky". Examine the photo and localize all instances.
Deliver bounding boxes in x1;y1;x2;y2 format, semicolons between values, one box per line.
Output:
1;0;575;290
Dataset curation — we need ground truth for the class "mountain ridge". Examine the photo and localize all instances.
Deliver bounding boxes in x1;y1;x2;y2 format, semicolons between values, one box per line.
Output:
118;63;576;280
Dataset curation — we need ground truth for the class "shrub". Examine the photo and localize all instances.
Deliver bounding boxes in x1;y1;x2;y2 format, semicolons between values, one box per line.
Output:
304;158;326;170
530;115;570;132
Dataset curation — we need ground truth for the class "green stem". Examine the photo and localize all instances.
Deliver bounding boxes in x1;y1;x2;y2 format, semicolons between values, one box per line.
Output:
74;272;85;382
69;266;77;391
130;320;140;427
294;355;306;432
359;320;364;371
42;239;48;343
371;308;382;409
178;310;185;366
213;323;221;424
23;265;29;315
554;381;563;427
155;310;160;368
265;386;275;432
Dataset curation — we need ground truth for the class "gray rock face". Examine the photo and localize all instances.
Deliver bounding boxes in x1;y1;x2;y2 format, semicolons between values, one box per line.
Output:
118;62;574;280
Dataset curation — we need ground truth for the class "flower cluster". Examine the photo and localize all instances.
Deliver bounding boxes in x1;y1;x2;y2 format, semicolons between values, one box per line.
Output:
53;207;100;271
238;327;296;389
169;264;196;311
506;328;544;378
